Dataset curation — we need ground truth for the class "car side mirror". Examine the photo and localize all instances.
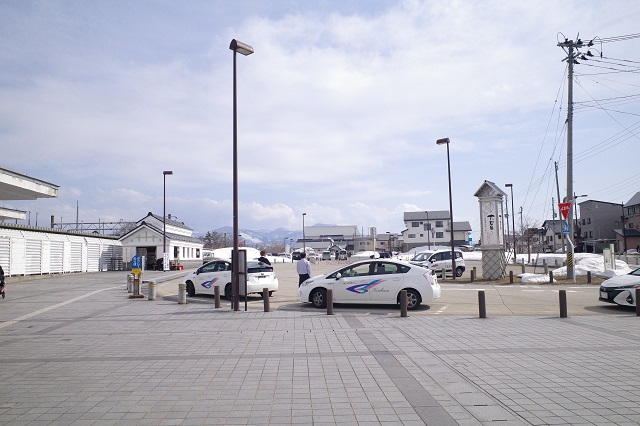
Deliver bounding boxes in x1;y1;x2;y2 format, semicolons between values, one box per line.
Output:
335;272;342;280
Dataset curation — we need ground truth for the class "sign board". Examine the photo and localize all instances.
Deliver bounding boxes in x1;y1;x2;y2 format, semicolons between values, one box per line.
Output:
561;220;571;234
558;202;572;220
132;255;142;276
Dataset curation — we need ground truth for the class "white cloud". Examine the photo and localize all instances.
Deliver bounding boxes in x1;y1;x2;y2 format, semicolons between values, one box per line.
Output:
2;0;640;236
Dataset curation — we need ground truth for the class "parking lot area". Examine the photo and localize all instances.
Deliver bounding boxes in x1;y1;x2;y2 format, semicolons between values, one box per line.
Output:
173;259;629;317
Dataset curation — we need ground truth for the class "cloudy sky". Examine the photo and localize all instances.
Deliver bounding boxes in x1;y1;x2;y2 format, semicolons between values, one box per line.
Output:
2;0;639;240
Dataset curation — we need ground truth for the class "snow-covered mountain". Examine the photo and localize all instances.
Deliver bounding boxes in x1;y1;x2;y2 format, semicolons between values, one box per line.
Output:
204;226;302;247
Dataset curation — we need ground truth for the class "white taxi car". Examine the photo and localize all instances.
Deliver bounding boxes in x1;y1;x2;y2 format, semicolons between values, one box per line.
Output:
184;259;278;298
297;259;440;310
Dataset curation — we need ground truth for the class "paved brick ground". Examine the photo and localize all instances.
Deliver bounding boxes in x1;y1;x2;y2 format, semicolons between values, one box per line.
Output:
1;272;639;425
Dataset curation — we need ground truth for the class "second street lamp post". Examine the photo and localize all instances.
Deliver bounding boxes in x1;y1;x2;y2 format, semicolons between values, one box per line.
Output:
163;171;173;271
230;38;254;311
436;137;456;279
505;183;516;263
302;213;306;253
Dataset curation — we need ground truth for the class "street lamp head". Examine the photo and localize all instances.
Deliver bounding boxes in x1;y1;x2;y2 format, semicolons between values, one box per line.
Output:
230;39;254;56
436;137;450;145
505;183;512;188
163;170;173;176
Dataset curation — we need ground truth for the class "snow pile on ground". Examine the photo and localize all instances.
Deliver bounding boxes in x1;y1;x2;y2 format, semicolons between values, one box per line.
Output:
351;251;379;260
520;273;552;283
549;253;632;278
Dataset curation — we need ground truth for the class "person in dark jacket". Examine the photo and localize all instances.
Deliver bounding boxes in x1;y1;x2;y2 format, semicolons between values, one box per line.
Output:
257;250;271;265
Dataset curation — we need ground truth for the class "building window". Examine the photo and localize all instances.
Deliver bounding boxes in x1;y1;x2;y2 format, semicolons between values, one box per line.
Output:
436;221;443;228
196;249;200;258
408;234;416;238
629;223;634;229
424;223;431;231
582;219;585;225
587;218;591;224
411;222;419;227
589;231;593;238
419;234;423;237
436;232;443;238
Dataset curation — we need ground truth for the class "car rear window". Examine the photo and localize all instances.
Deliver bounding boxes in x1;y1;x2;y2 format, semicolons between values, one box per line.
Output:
247;261;273;273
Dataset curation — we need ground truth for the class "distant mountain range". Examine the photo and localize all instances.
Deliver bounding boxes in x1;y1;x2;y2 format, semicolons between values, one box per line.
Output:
200;226;303;247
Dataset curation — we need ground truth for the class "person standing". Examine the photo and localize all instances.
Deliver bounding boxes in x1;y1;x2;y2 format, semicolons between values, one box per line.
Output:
296;252;311;286
0;265;5;299
257;250;271;265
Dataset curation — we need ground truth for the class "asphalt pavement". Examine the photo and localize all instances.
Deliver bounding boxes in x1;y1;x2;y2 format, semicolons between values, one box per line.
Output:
1;267;639;425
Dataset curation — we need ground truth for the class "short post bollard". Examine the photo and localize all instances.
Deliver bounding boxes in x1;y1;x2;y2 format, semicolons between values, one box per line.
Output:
263;288;270;312
400;290;407;317
441;268;447;279
587;271;592;284
327;289;334;315
478;290;486;318
549;271;554;283
470;269;475;282
129;274;144;299
636;288;640;317
148;281;156;301
509;270;514;284
521;264;525;274
214;285;220;308
127;274;134;293
178;283;187;304
544;263;549;274
559;289;567;318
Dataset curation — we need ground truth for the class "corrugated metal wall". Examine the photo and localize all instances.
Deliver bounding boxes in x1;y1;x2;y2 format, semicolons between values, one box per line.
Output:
0;228;123;277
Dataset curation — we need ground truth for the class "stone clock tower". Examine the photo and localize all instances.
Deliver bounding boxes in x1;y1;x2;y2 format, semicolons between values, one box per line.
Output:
474;181;507;280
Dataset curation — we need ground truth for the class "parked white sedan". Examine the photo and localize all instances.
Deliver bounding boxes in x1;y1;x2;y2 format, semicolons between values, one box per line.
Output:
184;259;278;298
297;259;440;310
599;267;640;307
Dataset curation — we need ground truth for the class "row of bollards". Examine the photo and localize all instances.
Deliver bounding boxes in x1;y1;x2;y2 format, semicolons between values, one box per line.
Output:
129;276;640;319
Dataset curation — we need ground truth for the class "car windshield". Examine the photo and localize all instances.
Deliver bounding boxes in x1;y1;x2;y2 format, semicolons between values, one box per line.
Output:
411;252;433;261
629;268;640;276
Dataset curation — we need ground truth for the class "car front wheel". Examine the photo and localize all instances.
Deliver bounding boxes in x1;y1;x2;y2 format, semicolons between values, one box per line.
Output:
310;288;327;309
455;266;464;277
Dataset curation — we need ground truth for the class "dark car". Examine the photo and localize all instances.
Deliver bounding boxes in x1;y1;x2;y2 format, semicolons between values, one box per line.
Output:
292;251;302;260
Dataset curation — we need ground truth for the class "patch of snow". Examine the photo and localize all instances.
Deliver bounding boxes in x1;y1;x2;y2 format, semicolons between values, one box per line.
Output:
520;273;550;283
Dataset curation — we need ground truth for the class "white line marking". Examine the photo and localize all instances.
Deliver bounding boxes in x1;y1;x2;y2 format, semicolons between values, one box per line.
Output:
434;305;449;315
0;286;119;330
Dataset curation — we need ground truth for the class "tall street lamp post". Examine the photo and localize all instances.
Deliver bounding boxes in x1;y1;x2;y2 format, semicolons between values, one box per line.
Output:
436;137;456;279
505;184;516;262
230;38;254;311
302;213;306;253
163;171;173;271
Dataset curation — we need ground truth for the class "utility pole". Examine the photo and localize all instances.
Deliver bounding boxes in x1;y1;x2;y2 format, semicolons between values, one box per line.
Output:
558;35;593;279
